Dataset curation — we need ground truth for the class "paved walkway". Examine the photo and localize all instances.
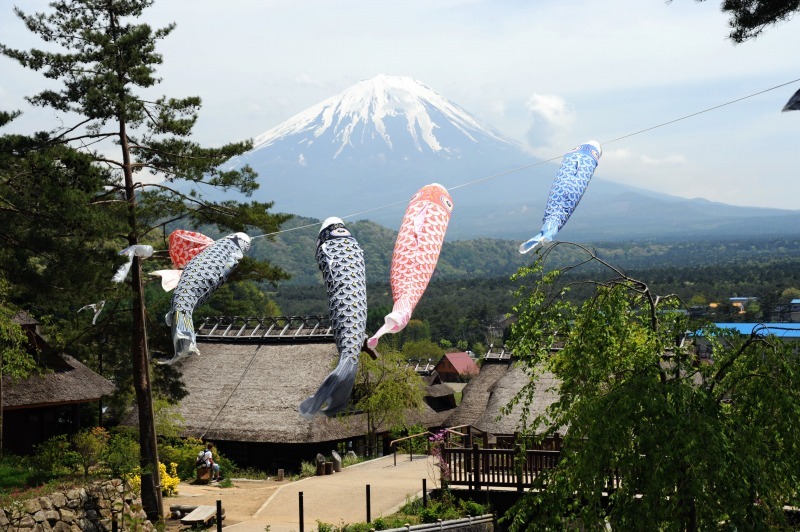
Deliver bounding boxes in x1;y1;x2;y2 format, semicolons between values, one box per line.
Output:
225;454;436;531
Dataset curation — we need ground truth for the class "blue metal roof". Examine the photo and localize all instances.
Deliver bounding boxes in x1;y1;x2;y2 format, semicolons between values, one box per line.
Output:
713;323;800;339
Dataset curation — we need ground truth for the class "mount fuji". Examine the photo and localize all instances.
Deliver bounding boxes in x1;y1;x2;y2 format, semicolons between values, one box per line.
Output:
211;75;800;242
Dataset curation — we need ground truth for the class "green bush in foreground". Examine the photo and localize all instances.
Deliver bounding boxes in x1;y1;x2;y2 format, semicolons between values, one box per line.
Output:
315;491;491;531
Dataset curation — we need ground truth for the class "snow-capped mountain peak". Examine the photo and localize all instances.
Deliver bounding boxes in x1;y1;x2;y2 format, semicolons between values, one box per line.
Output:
249;74;518;160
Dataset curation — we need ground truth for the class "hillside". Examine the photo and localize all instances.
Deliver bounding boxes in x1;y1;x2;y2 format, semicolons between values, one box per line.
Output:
251;216;800;286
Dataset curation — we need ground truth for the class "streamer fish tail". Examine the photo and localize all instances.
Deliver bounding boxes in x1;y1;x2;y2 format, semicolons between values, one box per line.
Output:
167;309;200;364
299;357;359;417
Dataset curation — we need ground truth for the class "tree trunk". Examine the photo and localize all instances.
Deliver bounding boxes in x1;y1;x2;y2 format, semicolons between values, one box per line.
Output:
0;351;4;458
130;257;163;522
118;104;163;522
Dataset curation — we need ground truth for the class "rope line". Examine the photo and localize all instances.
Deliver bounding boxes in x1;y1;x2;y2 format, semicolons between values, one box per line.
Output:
199;343;263;440
251;77;800;240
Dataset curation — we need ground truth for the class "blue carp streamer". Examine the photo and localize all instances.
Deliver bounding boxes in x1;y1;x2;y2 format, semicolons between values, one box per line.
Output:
520;140;602;254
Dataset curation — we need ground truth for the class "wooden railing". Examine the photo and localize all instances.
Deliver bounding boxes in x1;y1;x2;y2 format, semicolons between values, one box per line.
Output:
442;444;560;491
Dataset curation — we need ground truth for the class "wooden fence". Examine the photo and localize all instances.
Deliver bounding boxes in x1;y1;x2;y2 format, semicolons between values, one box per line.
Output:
441;444;560;491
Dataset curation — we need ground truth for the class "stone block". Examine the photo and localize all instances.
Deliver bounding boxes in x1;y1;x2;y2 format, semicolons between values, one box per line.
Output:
33;509;47;522
17;514;36;528
45;510;60;522
59;508;77;524
24;499;42;514
38;497;53;510
50;492;67;508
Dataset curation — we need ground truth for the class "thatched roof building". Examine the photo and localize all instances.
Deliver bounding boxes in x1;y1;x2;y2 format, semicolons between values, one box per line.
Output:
175;341;368;444
443;350;561;448
2;354;115;410
472;364;560;438
173;317;455;472
2;313;115;455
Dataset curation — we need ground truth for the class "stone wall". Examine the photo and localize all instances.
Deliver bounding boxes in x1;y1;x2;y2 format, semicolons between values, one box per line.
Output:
0;479;156;531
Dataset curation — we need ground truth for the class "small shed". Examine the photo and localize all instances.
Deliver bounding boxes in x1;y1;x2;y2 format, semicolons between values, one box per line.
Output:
2;313;115;455
434;352;480;382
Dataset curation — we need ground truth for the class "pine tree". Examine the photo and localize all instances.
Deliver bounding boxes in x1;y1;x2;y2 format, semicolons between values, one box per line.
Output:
1;1;289;521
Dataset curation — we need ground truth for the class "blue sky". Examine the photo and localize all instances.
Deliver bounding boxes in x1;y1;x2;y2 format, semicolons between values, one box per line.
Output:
1;0;798;209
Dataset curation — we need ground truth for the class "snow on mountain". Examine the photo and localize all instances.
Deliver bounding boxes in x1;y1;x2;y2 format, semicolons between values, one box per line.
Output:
228;75;521;166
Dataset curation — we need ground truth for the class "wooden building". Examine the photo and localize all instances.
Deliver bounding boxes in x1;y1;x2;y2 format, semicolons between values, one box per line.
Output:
173;316;455;473
2;313;114;455
434;352;480;382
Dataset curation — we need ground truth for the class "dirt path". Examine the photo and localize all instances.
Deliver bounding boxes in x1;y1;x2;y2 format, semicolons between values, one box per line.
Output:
163;477;290;529
161;455;435;531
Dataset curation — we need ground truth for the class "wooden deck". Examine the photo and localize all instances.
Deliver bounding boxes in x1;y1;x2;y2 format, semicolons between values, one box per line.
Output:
442;444;560;491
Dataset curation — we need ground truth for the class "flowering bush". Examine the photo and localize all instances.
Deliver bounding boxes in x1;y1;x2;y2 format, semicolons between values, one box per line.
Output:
428;430;451;489
160;462;180;497
125;462;180;497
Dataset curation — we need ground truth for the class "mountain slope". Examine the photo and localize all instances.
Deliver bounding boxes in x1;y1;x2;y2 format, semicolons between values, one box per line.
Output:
202;74;800;241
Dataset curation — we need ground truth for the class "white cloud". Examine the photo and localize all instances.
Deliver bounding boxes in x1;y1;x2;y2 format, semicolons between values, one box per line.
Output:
523;93;576;156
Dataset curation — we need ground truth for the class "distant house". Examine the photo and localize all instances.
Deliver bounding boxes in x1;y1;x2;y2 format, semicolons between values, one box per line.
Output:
421;371;456;412
2;312;115;455
434;352;480;382
729;296;758;314
789;299;800;322
171;316;455;473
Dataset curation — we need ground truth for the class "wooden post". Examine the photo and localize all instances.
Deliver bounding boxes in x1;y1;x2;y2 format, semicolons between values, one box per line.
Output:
277;468;284;481
472;443;481;491
515;444;523;492
216;500;223;532
366;484;371;523
423;478;428;508
299;492;304;532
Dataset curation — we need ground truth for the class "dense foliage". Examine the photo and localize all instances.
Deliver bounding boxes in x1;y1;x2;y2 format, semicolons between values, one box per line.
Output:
504;243;800;530
0;0;290;519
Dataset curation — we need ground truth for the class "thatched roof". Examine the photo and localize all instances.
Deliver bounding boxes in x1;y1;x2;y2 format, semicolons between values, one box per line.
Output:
444;363;507;427
426;383;455;399
175;340;452;443
2;354;115;410
441;361;561;437
472;363;560;436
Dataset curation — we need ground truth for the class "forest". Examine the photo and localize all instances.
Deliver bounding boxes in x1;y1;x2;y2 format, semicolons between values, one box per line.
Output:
263;224;800;353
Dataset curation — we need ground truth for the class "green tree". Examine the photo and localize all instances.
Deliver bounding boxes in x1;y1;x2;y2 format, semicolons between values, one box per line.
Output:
505;243;800;530
0;277;37;458
72;427;110;478
401;339;444;361
352;349;426;457
781;287;800;302
694;0;800;42
1;1;289;520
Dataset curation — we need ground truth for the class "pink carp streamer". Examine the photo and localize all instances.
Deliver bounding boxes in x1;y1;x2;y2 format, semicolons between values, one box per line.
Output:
367;183;453;349
169;230;214;268
151;230;215;291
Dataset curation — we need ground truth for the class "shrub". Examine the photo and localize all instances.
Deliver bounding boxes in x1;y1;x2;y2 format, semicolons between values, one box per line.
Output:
33;435;80;476
159;462;180;497
299;460;317;479
104;429;139;479
72;427;110;477
158;436;205;480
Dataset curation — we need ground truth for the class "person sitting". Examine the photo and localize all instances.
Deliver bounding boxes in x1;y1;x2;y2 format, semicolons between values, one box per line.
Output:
198;442;222;481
